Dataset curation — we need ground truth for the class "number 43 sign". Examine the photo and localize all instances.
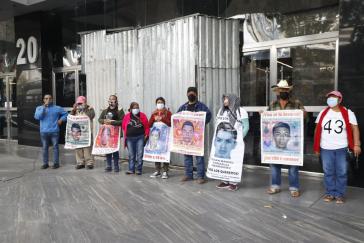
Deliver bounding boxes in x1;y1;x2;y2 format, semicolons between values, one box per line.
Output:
16;36;38;65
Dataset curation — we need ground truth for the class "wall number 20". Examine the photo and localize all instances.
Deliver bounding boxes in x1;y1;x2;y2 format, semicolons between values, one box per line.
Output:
16;36;38;65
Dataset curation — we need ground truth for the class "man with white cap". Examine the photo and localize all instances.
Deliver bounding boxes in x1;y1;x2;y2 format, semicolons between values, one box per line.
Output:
314;90;361;204
266;80;306;197
71;96;96;169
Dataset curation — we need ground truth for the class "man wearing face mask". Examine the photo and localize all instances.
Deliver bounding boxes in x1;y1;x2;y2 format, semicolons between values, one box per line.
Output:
149;97;172;179
98;95;125;172
314;91;361;204
71;96;95;169
34;94;68;169
267;80;305;197
177;87;212;184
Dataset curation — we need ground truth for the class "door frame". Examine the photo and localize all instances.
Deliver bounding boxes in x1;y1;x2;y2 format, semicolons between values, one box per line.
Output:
0;72;17;141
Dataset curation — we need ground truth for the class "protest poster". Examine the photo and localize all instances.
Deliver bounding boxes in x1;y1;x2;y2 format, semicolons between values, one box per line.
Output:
170;111;206;156
143;122;171;163
206;108;246;183
261;109;304;166
65;115;91;149
92;124;120;155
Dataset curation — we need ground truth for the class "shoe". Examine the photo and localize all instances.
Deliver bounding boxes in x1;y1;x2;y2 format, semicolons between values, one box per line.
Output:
196;178;207;184
76;164;85;170
336;197;345;204
228;184;238;191
161;172;168;179
105;167;112;172
86;165;94;170
52;164;60;169
41;164;49;169
323;195;335;202
216;182;230;189
114;168;120;173
136;171;142;175
150;171;161;178
180;176;193;182
125;171;134;175
290;190;300;197
267;188;281;194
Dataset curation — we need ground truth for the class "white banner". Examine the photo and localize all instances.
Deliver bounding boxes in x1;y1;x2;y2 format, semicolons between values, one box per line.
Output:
143;122;171;163
261;110;304;166
206;112;245;183
170;111;206;156
92;125;121;155
65;115;91;149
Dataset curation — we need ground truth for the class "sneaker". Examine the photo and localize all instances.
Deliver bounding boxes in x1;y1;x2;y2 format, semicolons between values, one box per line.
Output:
52;164;60;169
336;197;345;204
41;164;49;169
196;178;207;184
323;195;335;202
228;184;238;191
180;176;193;182
216;182;230;189
105;167;112;172
161;172;169;179
136;171;142;176
114;168;120;173
125;171;134;175
86;165;94;170
76;164;85;170
150;171;161;178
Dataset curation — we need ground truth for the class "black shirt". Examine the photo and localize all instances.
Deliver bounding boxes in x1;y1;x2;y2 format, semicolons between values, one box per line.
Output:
126;114;145;137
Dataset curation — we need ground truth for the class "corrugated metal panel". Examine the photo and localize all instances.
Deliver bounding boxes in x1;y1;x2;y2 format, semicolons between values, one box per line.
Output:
81;15;240;165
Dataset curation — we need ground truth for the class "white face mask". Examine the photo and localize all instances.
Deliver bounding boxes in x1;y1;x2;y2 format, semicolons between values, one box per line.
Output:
156;103;165;110
132;108;140;115
327;97;338;108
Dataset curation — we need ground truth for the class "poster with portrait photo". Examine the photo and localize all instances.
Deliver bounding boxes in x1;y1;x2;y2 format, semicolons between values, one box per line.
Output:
170;111;206;156
143;122;171;163
65;115;91;149
261;110;304;166
206;112;246;183
92;124;121;155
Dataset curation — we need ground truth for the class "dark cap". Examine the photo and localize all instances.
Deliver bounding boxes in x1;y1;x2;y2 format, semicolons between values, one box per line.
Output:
187;87;198;94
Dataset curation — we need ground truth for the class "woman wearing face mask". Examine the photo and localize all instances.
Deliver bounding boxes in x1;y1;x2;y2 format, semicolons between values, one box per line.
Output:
98;95;125;172
314;91;361;204
215;94;249;191
149;97;172;179
122;102;150;175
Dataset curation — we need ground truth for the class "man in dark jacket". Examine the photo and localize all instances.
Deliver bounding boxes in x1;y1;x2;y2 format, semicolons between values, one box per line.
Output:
177;87;211;184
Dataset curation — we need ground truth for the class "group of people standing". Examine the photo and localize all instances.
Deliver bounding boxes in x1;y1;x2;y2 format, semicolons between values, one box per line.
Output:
34;79;361;203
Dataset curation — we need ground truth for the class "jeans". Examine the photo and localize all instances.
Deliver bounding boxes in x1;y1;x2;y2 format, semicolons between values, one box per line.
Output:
270;164;299;191
106;151;119;170
184;155;205;179
126;135;144;173
320;148;348;198
40;132;60;165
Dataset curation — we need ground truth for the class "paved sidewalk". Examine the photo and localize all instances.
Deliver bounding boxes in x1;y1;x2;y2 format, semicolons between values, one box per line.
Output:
0;141;363;243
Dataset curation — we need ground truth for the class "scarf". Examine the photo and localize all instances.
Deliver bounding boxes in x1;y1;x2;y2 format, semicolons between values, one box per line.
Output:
313;105;354;153
219;94;241;126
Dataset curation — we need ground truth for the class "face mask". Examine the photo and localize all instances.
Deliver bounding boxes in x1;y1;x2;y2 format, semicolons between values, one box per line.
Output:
132;108;140;115
279;92;289;100
77;104;85;110
156;103;165;110
188;94;196;102
109;102;116;108
327;97;338;108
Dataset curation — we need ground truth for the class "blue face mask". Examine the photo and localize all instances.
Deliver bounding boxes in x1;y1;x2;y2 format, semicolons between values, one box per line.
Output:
327;97;338;108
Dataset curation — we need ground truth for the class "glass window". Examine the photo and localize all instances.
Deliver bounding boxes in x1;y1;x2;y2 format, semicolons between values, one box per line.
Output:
55;71;76;107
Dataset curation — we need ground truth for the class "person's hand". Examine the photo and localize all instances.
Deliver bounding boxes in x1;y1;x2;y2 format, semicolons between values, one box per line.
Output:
104;119;111;125
72;103;77;110
155;115;162;122
314;151;320;156
57;120;63;126
353;145;361;157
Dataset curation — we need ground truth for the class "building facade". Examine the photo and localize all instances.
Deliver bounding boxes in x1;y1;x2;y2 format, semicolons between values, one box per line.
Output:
0;0;363;187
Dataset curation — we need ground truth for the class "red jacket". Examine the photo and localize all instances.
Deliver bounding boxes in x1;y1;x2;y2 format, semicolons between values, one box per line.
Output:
148;109;172;127
122;112;150;147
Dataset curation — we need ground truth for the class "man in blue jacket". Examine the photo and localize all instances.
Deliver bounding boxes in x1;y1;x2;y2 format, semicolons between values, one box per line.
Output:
177;87;212;184
34;94;68;169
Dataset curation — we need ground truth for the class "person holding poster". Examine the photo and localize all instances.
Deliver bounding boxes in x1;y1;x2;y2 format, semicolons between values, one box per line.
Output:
122;102;150;175
148;97;172;179
207;94;249;191
177;87;211;184
98;95;125;172
70;96;95;169
314;91;361;204
266;80;306;197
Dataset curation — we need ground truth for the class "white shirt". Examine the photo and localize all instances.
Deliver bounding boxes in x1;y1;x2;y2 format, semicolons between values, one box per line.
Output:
315;108;357;150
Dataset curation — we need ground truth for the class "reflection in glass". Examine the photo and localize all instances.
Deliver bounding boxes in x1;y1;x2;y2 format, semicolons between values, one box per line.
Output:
55;72;75;107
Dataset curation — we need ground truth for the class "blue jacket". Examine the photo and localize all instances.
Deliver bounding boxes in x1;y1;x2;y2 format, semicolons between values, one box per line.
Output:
177;101;212;124
34;104;68;133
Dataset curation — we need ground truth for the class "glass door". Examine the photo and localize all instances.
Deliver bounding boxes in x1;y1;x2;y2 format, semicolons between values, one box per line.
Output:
0;73;17;140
